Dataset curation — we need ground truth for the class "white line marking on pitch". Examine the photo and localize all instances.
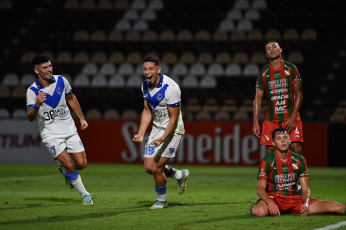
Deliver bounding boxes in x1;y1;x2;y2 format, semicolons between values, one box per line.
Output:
0;175;59;182
313;221;346;230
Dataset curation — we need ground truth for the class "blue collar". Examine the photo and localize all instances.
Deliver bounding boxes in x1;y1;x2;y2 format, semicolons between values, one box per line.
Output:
154;73;164;88
35;75;56;89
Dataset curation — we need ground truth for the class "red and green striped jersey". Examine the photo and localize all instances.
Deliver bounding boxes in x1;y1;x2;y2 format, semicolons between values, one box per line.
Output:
257;151;308;196
256;60;302;122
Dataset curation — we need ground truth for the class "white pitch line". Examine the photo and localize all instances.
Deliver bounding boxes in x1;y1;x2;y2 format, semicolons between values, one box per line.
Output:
313;221;346;230
0;175;59;182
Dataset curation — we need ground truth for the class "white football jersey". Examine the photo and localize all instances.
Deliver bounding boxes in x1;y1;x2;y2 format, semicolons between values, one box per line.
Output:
141;74;185;134
26;75;76;139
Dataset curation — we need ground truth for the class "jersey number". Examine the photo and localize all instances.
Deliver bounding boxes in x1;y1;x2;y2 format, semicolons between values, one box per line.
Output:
145;146;155;156
44;111;56;121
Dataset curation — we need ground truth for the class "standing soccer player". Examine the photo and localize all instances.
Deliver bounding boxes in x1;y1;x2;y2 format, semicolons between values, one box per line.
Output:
253;40;303;155
251;127;346;216
133;56;190;209
26;55;93;205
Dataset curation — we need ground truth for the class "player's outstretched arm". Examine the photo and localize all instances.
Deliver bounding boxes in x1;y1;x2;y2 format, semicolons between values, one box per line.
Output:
133;100;152;143
299;176;311;216
66;93;88;130
253;89;263;138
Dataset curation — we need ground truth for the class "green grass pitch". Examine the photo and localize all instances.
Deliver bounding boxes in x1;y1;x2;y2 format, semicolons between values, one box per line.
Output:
0;164;345;230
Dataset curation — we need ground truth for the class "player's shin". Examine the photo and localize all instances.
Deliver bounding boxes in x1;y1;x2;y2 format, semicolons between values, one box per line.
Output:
66;171;88;197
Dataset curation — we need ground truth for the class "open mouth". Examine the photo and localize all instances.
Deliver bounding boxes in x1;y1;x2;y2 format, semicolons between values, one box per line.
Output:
146;75;153;81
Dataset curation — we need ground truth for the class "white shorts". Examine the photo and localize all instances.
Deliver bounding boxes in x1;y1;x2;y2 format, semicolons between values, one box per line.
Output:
144;127;183;159
42;133;85;159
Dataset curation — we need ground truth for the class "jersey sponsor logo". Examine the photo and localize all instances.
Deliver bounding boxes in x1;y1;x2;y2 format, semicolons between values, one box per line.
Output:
43;108;67;121
270;88;288;95
154;109;168;119
275;173;296;183
271;94;289;101
274;106;287;114
268;79;287;89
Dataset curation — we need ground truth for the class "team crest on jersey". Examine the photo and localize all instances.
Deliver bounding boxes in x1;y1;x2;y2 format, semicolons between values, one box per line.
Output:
292;163;298;170
56;86;63;95
285;70;290;76
157;93;163;101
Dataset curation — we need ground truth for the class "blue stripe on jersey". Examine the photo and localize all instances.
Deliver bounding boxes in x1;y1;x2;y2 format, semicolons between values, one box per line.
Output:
143;79;169;109
168;101;180;108
27;104;34;108
30;76;65;109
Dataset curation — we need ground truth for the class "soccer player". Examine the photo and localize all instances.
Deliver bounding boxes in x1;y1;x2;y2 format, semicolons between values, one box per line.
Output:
133;56;190;209
253;40;303;155
251;127;346;216
26;55;93;205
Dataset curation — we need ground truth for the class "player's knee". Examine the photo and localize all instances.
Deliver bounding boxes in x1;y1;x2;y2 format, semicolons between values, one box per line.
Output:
150;166;163;176
251;205;267;217
330;201;343;213
76;160;87;170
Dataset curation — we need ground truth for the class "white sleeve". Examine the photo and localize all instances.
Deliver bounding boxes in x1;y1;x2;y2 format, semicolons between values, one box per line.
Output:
26;88;37;108
63;76;72;95
166;85;181;107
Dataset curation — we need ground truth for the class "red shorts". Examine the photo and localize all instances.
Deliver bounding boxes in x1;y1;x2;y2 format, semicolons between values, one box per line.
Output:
268;193;318;215
260;115;304;145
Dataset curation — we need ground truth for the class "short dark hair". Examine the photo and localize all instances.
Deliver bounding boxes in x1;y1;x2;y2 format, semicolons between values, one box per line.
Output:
143;56;160;66
32;55;51;68
272;127;289;140
265;40;280;50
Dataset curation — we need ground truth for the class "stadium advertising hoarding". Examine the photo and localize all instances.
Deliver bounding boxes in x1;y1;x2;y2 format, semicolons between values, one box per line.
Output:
77;121;328;166
0;121;328;166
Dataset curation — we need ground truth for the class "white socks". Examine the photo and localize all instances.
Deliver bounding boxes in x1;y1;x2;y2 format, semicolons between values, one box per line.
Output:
70;175;88;197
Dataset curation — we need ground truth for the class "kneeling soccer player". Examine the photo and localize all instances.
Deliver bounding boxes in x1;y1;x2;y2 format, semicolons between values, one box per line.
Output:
251;127;345;216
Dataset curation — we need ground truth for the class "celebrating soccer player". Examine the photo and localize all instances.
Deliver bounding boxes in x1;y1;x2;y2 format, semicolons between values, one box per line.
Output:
253;40;303;155
251;127;346;216
26;55;93;205
133;56;189;209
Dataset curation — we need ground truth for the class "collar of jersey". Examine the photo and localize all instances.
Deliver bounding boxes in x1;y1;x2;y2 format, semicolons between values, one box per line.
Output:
149;73;164;88
35;75;56;89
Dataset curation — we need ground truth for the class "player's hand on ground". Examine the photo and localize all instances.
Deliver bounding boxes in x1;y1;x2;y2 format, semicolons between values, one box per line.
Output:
154;137;164;146
286;115;297;132
36;91;46;106
253;123;261;138
133;134;143;143
267;200;280;216
299;203;309;216
80;120;88;130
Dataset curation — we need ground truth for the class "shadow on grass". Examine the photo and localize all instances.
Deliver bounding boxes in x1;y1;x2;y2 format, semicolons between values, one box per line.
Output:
0;208;144;225
137;200;247;207
0;197;78;211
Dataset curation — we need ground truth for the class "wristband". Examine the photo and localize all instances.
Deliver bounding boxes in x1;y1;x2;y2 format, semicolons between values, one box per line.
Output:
33;104;40;110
